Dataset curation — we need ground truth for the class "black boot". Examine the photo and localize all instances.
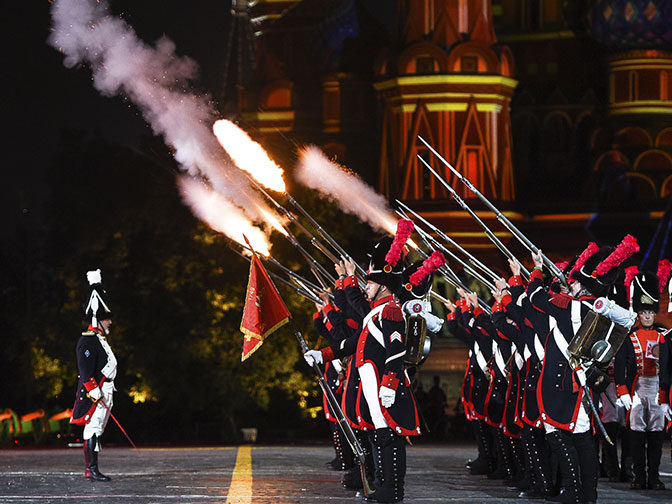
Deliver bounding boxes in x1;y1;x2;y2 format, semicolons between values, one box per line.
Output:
518;427;553;499
545;431;582;504
467;420;493;474
326;424;341;470
630;430;647;489
646;431;665;490
488;429;513;480
343;431;371;490
602;422;620;481
368;430;383;488
619;427;633;482
574;431;599;503
362;428;405;503
84;434;111;481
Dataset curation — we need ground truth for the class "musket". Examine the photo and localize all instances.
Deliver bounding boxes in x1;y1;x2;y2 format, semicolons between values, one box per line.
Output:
242;170;342;266
403;212;497;292
417;136;568;287
285;194;362;269
416;154;530;280
396;200;501;284
409;224;492;314
242;237;374;496
244;172;371;289
283;226;338;286
290;317;375;495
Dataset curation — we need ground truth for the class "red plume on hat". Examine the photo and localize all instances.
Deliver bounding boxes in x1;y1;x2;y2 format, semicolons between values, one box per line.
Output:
624;265;639;301
569;242;598;277
409;251;446;286
658;259;672;294
593;234;639;277
384;219;414;271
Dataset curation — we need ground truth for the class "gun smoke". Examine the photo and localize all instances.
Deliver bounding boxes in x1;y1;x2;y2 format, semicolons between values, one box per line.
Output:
48;0;277;250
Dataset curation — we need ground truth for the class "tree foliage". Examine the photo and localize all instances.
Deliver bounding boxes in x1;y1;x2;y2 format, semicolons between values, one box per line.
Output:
2;128;376;443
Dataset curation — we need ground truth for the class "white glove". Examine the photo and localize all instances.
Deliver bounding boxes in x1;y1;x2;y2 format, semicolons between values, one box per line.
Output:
303;350;323;367
379;386;396;408
661;403;672;422
617;394;632;411
88;386;102;402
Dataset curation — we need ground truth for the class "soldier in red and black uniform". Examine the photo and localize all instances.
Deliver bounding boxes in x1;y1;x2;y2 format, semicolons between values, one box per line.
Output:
615;270;668;490
444;297;496;476
528;236;639;504
312;286;356;473
70;269;116;481
305;221;421;503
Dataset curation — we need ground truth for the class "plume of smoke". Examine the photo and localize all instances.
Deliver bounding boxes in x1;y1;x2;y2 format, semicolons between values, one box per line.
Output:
178;177;271;255
48;0;276;231
296;146;397;234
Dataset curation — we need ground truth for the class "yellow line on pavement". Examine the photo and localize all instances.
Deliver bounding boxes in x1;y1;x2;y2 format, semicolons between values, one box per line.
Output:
225;445;252;504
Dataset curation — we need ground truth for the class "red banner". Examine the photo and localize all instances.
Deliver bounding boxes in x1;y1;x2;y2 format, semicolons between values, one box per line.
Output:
240;254;290;361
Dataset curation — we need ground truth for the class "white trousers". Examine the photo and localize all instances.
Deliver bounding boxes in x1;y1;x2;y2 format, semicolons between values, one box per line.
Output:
630;376;664;432
359;363;389;429
83;381;114;449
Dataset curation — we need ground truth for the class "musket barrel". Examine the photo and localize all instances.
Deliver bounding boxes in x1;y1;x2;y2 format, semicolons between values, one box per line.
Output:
417;136;567;286
416;155;530;279
396;201;501;283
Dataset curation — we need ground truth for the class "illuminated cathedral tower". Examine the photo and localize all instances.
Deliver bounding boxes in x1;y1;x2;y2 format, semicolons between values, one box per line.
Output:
375;1;517;204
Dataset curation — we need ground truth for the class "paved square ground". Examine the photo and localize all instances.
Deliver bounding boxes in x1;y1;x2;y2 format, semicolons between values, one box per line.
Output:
1;442;670;503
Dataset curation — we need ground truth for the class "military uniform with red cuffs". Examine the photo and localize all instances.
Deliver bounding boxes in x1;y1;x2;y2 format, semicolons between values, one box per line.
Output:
71;325;116;427
70;269;116;482
530;239;639;504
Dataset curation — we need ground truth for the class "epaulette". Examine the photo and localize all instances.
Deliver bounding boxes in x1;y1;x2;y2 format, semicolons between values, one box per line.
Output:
549;292;571;309
82;330;97;336
382;301;403;322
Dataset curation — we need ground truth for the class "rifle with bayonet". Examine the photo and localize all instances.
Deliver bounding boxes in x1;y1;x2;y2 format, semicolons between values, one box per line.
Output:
417;136;568;288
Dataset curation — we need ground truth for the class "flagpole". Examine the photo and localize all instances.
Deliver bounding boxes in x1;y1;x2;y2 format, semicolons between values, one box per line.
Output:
241;235;374;496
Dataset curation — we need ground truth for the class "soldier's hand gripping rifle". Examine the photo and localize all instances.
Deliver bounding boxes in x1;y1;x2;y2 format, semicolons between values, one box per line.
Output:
417;136;568;288
415;154;530;280
395;209;492;313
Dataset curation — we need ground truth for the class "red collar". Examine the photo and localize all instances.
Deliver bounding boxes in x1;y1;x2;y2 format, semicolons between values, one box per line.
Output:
88;325;104;335
372;295;394;308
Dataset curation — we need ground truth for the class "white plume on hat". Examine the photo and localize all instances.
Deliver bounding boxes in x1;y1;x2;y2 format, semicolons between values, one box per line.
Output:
87;269;102;285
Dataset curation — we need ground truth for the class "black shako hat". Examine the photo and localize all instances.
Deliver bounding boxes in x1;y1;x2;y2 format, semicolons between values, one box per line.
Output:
632;271;659;313
398;251;446;303
365;219;414;294
569;235;639;298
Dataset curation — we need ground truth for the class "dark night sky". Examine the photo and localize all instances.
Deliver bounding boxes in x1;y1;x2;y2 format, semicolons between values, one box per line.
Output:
5;1;233;242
